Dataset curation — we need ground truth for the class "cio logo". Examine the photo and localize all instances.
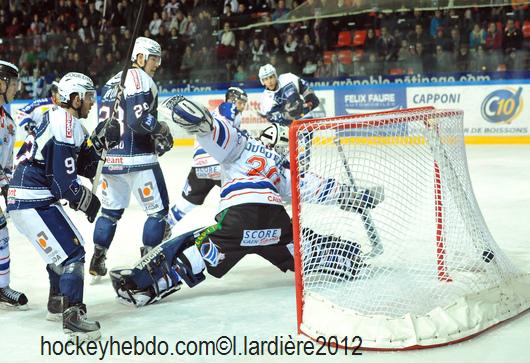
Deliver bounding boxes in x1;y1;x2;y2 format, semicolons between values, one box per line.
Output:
481;87;523;124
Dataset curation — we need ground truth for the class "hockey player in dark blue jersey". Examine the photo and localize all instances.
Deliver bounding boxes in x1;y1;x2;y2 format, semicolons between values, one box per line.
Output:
8;72;120;341
90;37;174;280
0;60;28;309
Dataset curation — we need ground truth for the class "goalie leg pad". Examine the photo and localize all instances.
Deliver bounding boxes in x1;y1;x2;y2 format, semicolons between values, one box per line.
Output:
110;229;207;306
174;245;206;288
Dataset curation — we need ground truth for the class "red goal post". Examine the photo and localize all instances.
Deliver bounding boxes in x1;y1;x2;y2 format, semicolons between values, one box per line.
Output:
288;107;530;350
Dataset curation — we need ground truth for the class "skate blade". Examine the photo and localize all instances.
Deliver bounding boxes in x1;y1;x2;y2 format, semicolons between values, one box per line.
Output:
46;312;62;322
90;275;104;285
0;302;29;311
65;329;101;342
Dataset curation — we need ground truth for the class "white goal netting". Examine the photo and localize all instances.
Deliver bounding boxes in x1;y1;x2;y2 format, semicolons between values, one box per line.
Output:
289;107;530;349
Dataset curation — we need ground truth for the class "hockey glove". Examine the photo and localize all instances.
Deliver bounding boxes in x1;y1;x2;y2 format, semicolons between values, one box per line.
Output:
152;121;173;156
284;98;303;120
90;119;121;152
69;186;101;223
339;185;385;213
265;111;292;126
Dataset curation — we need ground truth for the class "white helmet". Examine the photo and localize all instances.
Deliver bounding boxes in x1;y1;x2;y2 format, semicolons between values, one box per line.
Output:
131;37;162;65
57;72;95;104
259;123;289;155
258;64;277;85
0;60;19;81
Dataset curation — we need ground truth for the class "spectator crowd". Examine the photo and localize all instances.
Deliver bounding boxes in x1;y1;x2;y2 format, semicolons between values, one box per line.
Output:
0;0;529;99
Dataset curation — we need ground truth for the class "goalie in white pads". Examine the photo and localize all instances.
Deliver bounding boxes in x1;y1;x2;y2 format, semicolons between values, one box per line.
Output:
109;96;384;307
167;87;248;227
0;60;28;309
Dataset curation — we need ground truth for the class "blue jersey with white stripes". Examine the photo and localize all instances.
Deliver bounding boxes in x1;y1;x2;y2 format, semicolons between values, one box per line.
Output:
99;68;162;174
7;107;100;210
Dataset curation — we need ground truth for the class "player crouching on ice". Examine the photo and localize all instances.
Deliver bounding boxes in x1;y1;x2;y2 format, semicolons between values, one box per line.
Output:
109;96;384;307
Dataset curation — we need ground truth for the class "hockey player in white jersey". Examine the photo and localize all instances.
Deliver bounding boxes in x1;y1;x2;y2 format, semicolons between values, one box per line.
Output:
258;63;319;126
108;96;383;307
8;72;120;340
90;37;174;279
0;60;28;309
167;87;248;227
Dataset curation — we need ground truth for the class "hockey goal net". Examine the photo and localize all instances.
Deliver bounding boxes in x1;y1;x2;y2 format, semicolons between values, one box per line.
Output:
289;107;530;350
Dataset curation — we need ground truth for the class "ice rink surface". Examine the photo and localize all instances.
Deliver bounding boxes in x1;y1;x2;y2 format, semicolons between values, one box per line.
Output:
1;145;529;363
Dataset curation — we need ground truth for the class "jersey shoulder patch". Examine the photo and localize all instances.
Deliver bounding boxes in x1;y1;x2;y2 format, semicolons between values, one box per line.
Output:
48;108;85;146
278;73;299;88
124;68;157;98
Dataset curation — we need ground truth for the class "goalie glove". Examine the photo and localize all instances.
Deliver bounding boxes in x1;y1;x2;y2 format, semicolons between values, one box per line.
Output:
161;96;213;135
151;121;173;156
69;185;101;223
90;119;121;152
339;185;385;213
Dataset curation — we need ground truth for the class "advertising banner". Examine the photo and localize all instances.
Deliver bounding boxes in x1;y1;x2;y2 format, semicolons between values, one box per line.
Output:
407;83;530;138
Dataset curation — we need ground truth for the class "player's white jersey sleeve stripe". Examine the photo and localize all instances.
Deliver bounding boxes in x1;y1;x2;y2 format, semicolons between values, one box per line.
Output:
213;118;231;149
197;114;246;165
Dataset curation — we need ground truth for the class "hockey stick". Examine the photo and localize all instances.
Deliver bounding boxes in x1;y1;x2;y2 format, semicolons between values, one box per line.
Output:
91;0;146;195
422;115;495;264
333;135;383;258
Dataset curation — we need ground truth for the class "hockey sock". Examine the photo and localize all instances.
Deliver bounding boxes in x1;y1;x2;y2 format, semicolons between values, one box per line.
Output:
46;264;61;295
93;209;124;249
60;262;84;305
0;226;10;288
143;212;168;248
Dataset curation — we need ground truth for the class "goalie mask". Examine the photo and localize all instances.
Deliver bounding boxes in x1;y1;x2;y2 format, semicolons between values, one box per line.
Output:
225;87;248;103
259;123;289;155
161;95;213;134
225;86;248;112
